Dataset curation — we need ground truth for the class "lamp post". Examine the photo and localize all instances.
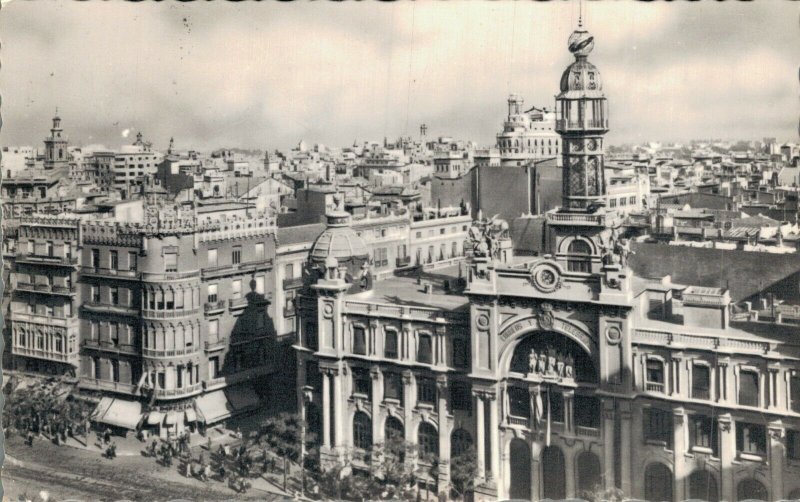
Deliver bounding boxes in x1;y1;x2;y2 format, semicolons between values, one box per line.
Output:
300;384;314;498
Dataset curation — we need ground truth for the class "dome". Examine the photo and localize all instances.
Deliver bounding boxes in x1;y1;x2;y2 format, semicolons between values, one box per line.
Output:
559;58;603;93
310;211;369;263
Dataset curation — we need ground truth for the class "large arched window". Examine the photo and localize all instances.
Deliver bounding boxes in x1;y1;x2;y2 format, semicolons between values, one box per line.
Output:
644;463;673;502
737;478;768;501
353;412;372;450
385;416;404;441
451;429;473;458
542;446;566;500
509;332;597;383
567;239;592;273
418;422;438;457
689;470;719;502
576;451;602;495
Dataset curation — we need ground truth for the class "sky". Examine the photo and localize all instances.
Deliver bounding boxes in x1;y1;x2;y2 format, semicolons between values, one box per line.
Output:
0;1;797;152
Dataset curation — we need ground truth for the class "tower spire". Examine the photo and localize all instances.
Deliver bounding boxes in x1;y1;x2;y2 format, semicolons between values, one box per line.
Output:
578;0;583;28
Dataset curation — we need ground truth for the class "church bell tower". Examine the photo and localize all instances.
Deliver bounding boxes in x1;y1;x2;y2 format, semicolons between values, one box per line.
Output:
44;112;69;171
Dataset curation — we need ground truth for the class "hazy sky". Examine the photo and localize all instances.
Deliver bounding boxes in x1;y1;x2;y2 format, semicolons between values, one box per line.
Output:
0;1;797;152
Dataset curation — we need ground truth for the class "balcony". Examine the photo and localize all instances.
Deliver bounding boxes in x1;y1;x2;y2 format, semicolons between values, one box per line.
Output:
153;382;203;399
507;415;529;427
15;282;76;296
204;337;228;352
203;365;272;391
10;312;79;328
15;253;78;267
646;382;666;393
692;388;711;400
140;270;199;282
79;378;136;395
201;259;273;280
81;302;139;317
396;256;412;268
82;339;138;355
141;307;201;320
142;346;200;358
546;212;607;226
81;267;139;280
555;118;609;131
12;346;78;363
228;297;248;311
282;276;304;290
576;425;601;438
204;300;226;314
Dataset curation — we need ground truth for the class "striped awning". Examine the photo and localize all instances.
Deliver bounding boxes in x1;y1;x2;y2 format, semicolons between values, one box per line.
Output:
96;399;142;430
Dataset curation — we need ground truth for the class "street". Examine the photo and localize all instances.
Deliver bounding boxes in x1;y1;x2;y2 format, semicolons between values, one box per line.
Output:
2;434;293;501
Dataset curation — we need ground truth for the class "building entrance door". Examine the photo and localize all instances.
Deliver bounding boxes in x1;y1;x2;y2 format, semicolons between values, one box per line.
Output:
509;438;532;500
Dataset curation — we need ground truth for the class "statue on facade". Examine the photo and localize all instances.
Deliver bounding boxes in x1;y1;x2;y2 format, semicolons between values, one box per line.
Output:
614;237;634;268
467;213;510;259
528;349;538;375
564;354;575;379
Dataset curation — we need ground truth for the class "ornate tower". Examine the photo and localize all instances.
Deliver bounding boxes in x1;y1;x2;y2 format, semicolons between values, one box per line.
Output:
555;26;608;212
44;112;69;170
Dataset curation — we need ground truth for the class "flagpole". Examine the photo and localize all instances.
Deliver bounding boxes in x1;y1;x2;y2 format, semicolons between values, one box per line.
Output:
546;388;551;447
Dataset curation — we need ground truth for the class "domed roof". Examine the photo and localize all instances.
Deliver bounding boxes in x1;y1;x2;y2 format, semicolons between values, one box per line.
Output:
559;29;604;97
310;210;369;263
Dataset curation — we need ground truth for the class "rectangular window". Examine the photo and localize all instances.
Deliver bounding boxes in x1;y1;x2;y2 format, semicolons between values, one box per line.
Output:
232;279;242;299
644;408;673;447
646;359;666;392
384;329;398;359
232;246;242;265
352;326;367;355
574;395;601;428
788;430;800;460
207;284;218;304
384;372;402;401
91;249;100;268
550;391;565;423
255;275;264;295
284;263;294;280
207;249;218;267
692;364;711;400
689;414;718;454
609;199;617;208
164;252;178;273
255;243;265;260
792;376;800;413
352;368;371;397
453;337;468;368
209;319;219;340
110;250;119;270
739;370;759;407
417;333;433;364
46;241;54;257
128;252;137;271
91;286;101;304
417;377;436;405
110;287;119;306
451;382;472;412
736;422;766;456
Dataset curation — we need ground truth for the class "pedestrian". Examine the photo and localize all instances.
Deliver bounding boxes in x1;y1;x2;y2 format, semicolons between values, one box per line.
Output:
218;464;226;480
103;427;112;445
26;430;34;447
207;436;212;452
185;459;192;477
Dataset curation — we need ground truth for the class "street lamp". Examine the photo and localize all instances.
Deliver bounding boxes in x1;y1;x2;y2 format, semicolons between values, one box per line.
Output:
300;384;314;497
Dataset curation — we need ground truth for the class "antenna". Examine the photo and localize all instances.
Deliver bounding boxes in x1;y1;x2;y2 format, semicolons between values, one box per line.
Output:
578;0;583;28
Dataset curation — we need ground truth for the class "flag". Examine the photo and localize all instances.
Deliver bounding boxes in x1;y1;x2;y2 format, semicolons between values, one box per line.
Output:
534;391;544;429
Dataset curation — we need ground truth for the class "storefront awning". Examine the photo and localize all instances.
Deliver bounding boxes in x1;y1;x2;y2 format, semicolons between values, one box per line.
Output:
225;384;261;411
91;397;114;421
195;390;233;424
96;399;142;430
164;411;181;425
147;411;165;425
185;408;197;423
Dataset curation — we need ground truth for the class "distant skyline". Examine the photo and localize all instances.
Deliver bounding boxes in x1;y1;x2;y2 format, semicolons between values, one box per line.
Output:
0;2;797;152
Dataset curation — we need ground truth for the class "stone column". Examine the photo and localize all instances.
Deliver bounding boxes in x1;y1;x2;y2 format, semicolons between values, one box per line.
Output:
332;368;344;448
436;375;450;488
371;367;383;447
563;390;575;435
403;370;415;444
630;402;645;498
769;421;785;501
602;402;616;491
672;407;687;502
531;439;543;501
717;414;734;502
487;391;500;485
565;441;576;498
619;402;632;498
322;371;331;448
475;391;486;480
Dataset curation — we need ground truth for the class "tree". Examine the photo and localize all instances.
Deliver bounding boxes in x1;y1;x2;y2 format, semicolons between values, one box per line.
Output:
449;448;479;501
250;412;304;492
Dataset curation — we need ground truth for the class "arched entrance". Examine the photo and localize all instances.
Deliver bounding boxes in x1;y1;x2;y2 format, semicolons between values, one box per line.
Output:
688;470;718;502
542;446;566;499
576;451;602;496
509;438;531;500
644;463;673;502
737;478;768;501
